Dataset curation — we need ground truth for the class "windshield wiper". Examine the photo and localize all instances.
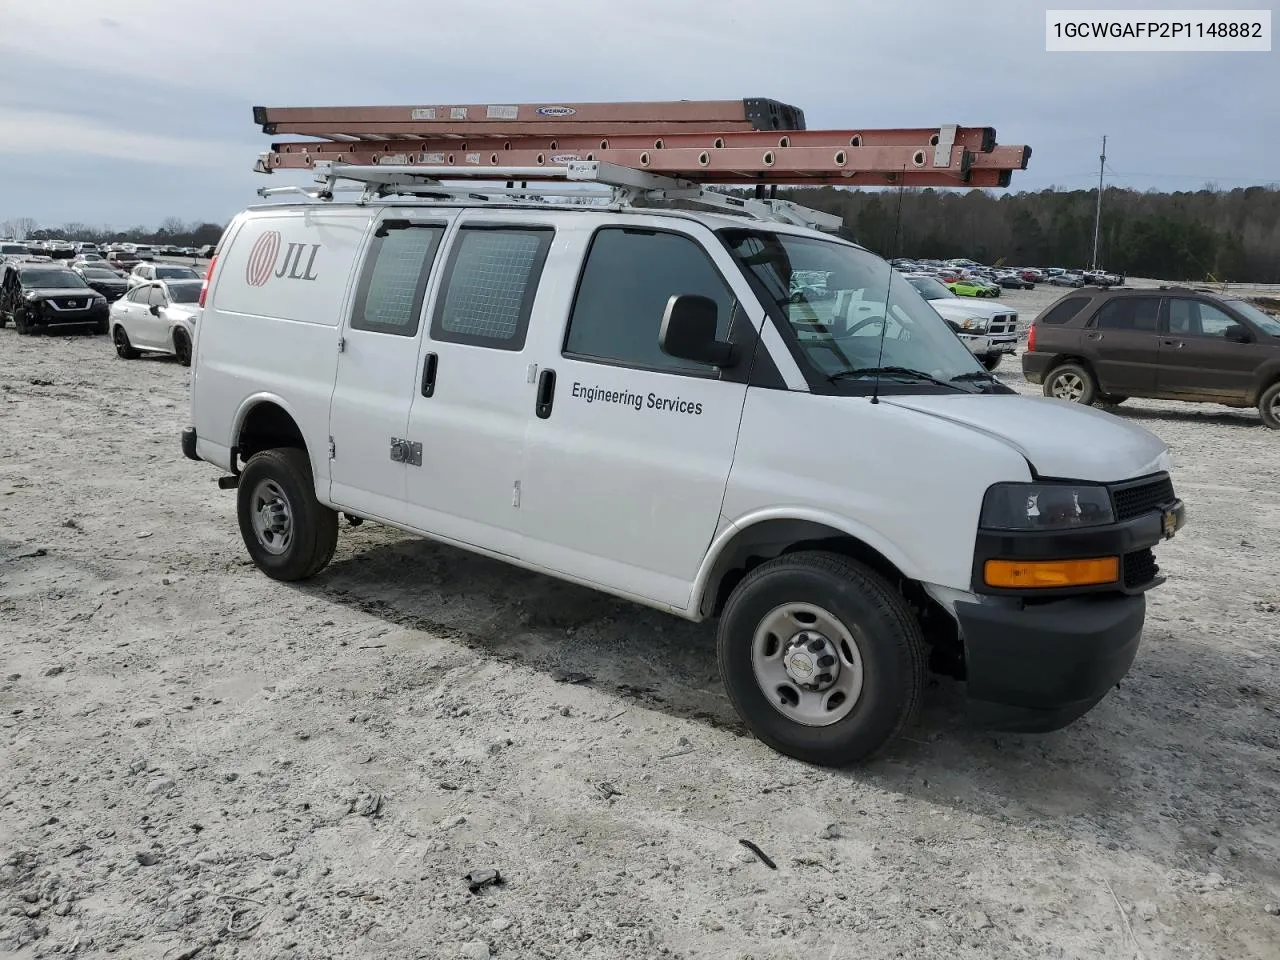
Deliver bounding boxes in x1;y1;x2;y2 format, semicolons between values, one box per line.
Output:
950;370;996;382
828;366;962;389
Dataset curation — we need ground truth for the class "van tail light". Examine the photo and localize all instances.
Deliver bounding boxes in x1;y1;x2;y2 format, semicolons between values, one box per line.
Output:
1027;323;1036;352
198;254;218;308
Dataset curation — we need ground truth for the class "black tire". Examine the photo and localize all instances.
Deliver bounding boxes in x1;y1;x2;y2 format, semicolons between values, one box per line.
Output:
236;448;338;582
1098;393;1129;408
1259;381;1280;430
980;353;1003;372
14;310;30;335
1044;362;1098;405
717;551;926;766
112;325;140;359
0;313;7;329
172;329;192;366
95;318;109;335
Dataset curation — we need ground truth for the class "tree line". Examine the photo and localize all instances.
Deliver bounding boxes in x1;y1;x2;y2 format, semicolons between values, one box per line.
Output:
0;217;224;249
767;184;1280;283
7;183;1280;282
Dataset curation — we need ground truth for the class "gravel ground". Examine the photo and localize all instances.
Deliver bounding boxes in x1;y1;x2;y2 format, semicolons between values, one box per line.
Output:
1;301;1277;960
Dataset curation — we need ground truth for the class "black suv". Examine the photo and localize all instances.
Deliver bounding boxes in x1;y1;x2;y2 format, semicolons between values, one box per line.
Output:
1022;286;1280;428
0;262;110;335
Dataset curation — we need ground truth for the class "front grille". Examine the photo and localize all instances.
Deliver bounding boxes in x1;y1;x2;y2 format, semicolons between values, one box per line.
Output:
1123;549;1159;588
49;297;89;310
1111;474;1175;521
988;313;1018;335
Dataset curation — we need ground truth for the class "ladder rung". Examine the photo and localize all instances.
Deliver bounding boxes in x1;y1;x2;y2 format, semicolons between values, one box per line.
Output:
253;98;806;136
269;125;998;153
260;142;1029;187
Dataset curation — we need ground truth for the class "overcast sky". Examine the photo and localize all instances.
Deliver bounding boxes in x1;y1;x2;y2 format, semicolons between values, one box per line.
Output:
1;0;1276;231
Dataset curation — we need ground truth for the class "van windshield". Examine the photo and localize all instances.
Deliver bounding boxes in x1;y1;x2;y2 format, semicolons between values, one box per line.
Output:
720;229;988;391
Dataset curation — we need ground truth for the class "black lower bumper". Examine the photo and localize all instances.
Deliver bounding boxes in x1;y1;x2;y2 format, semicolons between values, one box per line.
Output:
1020;351;1054;384
180;427;199;461
956;593;1145;732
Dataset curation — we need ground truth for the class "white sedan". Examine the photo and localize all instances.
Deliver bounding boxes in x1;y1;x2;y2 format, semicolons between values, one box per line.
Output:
109;279;202;366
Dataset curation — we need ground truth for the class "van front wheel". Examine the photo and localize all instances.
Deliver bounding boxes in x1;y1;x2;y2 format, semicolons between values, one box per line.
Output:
236;448;338;581
717;551;926;766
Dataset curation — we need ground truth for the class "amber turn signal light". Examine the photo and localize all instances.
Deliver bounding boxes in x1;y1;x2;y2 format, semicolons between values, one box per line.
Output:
984;557;1120;589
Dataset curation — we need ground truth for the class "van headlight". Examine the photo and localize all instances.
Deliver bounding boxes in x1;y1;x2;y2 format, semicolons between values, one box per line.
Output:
980;482;1114;531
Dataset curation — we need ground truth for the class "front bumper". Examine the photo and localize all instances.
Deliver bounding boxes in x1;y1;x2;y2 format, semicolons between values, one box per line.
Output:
32;301;109;327
957;593;1145;731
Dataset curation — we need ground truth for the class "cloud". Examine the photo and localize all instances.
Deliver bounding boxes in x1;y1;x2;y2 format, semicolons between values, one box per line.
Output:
0;108;241;169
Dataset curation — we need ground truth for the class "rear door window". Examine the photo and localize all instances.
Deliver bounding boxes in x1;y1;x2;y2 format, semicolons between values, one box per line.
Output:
350;222;445;337
1039;297;1090;325
1094;297;1161;331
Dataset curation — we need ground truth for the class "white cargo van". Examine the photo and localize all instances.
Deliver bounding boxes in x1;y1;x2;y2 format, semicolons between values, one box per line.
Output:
181;164;1185;765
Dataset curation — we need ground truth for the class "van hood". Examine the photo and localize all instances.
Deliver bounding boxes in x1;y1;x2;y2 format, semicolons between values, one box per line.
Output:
882;394;1170;482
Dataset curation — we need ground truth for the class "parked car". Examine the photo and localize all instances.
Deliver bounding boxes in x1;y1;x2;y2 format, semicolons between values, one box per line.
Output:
178;195;1187;767
902;273;1019;369
995;272;1034;290
1047;273;1085;288
72;262;130;302
126;262;201;289
1023;286;1280;427
0;241;31;261
0;261;109;334
946;276;998;298
1082;268;1124;287
1020;268;1044;283
106;250;140;273
109;279;202;365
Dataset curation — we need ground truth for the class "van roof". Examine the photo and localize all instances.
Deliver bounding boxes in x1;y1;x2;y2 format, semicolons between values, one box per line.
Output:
238;197;866;247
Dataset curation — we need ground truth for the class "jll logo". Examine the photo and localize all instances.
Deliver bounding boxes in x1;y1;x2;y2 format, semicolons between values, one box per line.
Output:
245;230;321;286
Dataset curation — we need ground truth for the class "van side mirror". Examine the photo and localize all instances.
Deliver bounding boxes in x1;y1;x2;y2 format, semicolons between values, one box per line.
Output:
1224;325;1251;343
659;294;736;367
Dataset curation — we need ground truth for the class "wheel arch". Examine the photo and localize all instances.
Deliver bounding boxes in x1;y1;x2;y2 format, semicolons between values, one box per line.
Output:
233;394;310;468
693;510;922;620
693;510;965;676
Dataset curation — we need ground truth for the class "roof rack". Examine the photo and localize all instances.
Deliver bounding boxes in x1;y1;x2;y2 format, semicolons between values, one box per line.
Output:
250;98;1031;228
260;160;848;233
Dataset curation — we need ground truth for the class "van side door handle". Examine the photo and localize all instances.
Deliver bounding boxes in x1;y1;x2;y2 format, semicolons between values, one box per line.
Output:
421;352;438;397
535;368;556;419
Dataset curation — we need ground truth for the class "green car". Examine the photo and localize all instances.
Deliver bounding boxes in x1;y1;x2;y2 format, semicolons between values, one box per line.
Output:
946;277;1000;298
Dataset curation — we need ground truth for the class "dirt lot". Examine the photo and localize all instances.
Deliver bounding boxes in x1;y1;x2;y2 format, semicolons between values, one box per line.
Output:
1;312;1277;960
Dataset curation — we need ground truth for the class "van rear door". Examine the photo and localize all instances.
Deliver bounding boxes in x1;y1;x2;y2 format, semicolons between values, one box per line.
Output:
328;215;450;518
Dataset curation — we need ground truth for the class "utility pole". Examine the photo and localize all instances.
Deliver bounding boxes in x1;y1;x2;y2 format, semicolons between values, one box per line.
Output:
1091;135;1107;271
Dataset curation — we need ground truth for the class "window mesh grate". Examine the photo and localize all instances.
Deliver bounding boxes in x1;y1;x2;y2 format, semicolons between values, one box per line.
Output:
439;232;541;341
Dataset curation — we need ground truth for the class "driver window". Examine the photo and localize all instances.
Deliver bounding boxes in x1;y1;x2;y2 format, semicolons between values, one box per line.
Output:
147;287;167;307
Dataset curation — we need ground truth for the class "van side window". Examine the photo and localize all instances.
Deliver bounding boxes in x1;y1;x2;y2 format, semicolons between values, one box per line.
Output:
431;226;552;350
564;228;735;373
351;224;445;337
1094;297;1160;332
1039;297;1089;325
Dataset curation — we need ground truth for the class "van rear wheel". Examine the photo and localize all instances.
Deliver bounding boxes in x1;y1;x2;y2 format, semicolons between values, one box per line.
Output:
717;551;926;766
236;448;338;581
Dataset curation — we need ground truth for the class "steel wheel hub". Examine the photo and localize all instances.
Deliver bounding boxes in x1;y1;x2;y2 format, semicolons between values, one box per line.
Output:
751;602;865;727
249;479;293;555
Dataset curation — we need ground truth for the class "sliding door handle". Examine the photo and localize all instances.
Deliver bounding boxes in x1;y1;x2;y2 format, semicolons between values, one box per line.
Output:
536;368;556;419
421;352;438;397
